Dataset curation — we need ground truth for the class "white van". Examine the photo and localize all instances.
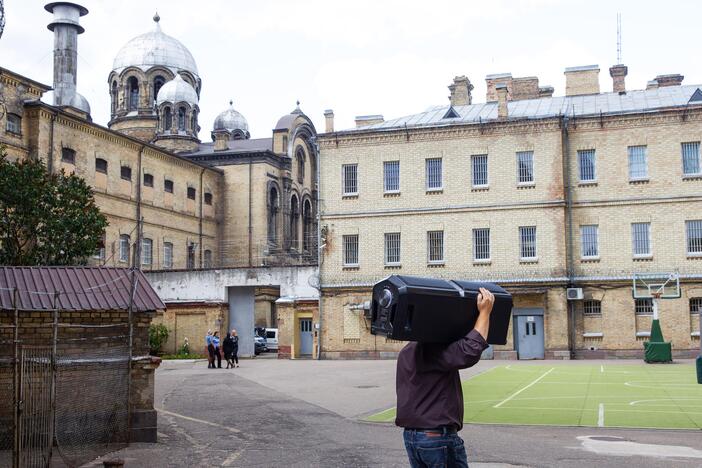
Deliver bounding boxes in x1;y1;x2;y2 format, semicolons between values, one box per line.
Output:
265;328;278;351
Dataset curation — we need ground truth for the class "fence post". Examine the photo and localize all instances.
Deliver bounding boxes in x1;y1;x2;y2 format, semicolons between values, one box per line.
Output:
12;288;18;468
49;291;59;463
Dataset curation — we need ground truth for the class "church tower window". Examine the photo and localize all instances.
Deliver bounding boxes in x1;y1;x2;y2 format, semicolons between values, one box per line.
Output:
111;81;118;116
163;107;172;131
153;76;165;104
268;186;279;245
178;106;186;130
127;77;139;111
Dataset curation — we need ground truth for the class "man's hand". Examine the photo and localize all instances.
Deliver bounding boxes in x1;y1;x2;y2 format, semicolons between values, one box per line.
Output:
477;287;495;316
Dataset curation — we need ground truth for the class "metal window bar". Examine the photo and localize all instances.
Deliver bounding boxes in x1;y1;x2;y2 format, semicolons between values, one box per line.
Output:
343;235;359;266
581;225;599;258
583;300;601;315
473;228;490;261
471;154;488;186
687;220;702;254
342;164;358;195
690;298;702;315
681;141;701;175
635;298;654;315
383;161;400;192
631;223;651;256
516;151;534;183
628;145;648;180
425;158;442;190
519;226;537;259
384;232;401;264
578;149;596;181
427;231;444;263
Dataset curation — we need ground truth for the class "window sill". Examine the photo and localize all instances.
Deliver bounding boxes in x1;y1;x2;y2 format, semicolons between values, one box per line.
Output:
61;160;76;166
120;177;132;182
471;185;489;192
473;260;491;265
383;191;401;197
342;194;359;200
580;257;600;263
692;331;700;337
427;262;445;267
633;255;653;261
517;183;536;189
578;181;598;186
519;258;539;264
342;265;359;271
687;253;702;259
5;130;22;137
635;331;651;337
426;188;443;194
682;174;702;181
582;332;603;338
384;263;401;269
629;178;649;184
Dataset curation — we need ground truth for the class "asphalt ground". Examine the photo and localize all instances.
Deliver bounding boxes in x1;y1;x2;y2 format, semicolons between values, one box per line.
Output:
87;356;702;467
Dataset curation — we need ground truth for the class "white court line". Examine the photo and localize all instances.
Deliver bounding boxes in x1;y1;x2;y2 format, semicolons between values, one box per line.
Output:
493;367;555;408
600;365;604;373
598;403;605;427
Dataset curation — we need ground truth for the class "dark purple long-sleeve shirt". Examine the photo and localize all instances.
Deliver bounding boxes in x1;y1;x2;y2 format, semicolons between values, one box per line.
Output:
395;329;488;430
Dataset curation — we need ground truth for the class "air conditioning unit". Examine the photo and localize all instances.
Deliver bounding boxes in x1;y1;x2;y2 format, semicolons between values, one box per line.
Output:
567;288;584;300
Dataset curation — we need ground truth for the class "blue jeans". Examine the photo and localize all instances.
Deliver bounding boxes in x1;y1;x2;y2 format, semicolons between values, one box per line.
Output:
403;429;469;468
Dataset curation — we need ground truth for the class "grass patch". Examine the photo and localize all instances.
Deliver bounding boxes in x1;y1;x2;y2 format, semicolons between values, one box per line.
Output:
160;353;206;360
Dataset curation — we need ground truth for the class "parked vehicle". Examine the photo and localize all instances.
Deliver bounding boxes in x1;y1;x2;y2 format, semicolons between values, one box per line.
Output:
264;328;278;351
254;335;267;355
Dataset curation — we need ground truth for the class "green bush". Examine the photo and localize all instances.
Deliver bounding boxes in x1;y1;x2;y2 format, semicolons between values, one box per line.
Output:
148;323;170;355
177;337;191;356
161;353;206;360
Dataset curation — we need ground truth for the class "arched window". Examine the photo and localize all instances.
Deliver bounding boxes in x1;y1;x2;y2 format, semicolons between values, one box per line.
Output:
204;249;212;268
111;81;118;115
178;106;186;130
127;77;139;111
191;110;197;134
267;186;279;245
153;75;165;104
296;147;305;184
163;106;172;131
290;195;299;250
303;199;313;252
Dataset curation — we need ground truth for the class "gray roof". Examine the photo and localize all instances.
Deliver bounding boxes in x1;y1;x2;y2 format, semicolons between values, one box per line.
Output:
156;74;198;106
345;85;702;133
187;138;273;156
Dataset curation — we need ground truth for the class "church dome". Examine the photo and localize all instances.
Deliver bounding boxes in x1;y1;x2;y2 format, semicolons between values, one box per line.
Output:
69;92;91;115
213;101;249;134
112;14;199;77
156;74;198;106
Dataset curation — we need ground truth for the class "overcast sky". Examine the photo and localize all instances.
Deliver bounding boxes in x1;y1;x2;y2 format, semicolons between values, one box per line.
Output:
2;0;702;139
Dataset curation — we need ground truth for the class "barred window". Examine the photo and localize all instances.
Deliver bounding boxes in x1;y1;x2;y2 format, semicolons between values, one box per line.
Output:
343;234;359;266
95;158;108;174
631;222;651;257
690;298;702;315
342;164;358;195
425;158;443;190
687;220;702;254
119;234;130;263
141;238;153;266
471;154;488;187
578;149;596;182
583;300;601;315
61;147;76;164
516;151;534;184
204;249;212;268
635;298;653;316
580;225;599;258
628;145;648;180
6;114;21;134
384;232;401;265
143;173;154;187
473;228;490;261
120;165;132;181
519;226;537;260
384;161;400;192
163;242;173;269
164;179;174;193
186;243;195;269
427;230;444;263
681;141;701;175
187;187;196;200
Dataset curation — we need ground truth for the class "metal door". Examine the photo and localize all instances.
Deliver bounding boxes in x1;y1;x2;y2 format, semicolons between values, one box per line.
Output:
515;315;544;359
299;319;313;356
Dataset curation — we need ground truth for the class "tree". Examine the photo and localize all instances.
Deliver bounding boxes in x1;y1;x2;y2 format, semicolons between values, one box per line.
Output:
0;147;108;265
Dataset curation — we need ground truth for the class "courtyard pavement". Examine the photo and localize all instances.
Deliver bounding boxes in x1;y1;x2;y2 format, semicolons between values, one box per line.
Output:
88;356;702;467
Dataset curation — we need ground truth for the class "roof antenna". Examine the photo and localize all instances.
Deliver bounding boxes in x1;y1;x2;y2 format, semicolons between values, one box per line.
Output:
616;13;622;64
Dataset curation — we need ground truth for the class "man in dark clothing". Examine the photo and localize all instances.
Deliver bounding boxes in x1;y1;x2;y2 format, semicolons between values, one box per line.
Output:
396;287;494;468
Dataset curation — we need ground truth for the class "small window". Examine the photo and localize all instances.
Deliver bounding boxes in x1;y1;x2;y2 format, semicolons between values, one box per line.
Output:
143;173;154;187
164;179;174;193
425;158;443;190
127;77;139;111
141;238;153;266
427;230;444;264
204;249;212;268
578;149;596;182
342;164;358;196
120;165;132;181
119;234;130;263
631;222;651;257
93;234;106;261
635;298;653;316
204;192;213;205
178;106;186;131
61;148;76;164
628;145;648;180
342;234;359;267
471;154;488;187
519;226;537;260
580;225;599;259
282;135;288;152
681;142;701;176
383;161;400;192
384;232;401;265
690;298;702;315
473;228;490;261
296;147;305;184
163;106;172;131
187;187;196;200
687;220;702;255
186;243;195;269
517;151;534;184
163;242;173;269
583;300;601;315
6;114;21;134
95;158;108;174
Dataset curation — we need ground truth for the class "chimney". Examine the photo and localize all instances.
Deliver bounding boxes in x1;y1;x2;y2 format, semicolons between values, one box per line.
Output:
45;2;88;107
212;130;230;151
496;84;508;119
646;80;659;90
654;74;684;87
448;76;473;106
355;115;384;128
564;65;600;96
609;64;628;93
324;109;334;133
485;73;512;102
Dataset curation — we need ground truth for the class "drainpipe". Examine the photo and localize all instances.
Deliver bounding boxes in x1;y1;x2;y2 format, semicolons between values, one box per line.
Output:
47;111;56;172
561;115;576;357
314;138;323;360
199;167;205;267
248;161;253;267
135;145;145;267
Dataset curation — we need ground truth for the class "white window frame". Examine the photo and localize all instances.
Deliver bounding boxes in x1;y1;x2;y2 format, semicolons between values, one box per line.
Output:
519;226;538;261
163;242;173;269
631;222;652;258
471;154;489;188
627;145;649;181
425;158;443;191
686;220;702;256
577;149;596;183
342;164;358;196
516;151;535;185
119;235;130;263
426;230;445;264
384;232;401;265
681;141;702;177
342;234;359;267
141;238;153;266
580;225;599;259
472;228;491;262
383;160;400;193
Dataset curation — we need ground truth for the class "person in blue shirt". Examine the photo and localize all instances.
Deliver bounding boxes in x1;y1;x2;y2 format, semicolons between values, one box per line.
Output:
206;330;215;368
211;330;222;369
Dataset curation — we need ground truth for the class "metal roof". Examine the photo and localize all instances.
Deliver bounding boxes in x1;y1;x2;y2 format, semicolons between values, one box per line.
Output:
187;138;273;156
0;267;165;312
343;84;702;133
156;74;198;106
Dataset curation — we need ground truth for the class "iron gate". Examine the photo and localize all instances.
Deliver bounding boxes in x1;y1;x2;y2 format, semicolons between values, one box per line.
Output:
18;346;53;468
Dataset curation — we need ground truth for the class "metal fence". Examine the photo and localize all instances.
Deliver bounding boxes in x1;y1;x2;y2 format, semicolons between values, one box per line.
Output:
0;292;133;468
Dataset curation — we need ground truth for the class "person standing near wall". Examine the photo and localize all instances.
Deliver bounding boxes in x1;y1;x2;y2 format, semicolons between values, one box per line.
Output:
212;330;222;369
223;329;239;369
206;329;214;368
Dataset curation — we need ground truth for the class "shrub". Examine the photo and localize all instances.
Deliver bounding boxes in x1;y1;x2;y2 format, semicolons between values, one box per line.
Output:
149;323;170;355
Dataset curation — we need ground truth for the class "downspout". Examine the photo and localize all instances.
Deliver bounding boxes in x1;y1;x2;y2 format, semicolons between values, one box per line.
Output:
135;145;145;268
314;138;323;360
199;167;205;267
47;112;56;172
248;161;253;267
561;115;576;357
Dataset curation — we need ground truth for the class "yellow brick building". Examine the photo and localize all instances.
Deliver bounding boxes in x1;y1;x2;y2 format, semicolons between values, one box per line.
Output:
318;66;702;359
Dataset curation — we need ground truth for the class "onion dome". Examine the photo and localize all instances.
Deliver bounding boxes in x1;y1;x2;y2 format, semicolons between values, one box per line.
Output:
69;92;91;114
213;100;249;135
156;74;198;106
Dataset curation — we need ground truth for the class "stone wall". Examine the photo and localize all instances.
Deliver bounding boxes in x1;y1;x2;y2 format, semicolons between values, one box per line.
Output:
151;302;227;355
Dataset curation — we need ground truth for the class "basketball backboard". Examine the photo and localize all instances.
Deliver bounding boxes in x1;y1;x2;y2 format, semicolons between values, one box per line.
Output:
632;272;681;299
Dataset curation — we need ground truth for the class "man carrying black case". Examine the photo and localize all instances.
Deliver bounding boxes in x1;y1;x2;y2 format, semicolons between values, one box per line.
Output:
395;287;494;468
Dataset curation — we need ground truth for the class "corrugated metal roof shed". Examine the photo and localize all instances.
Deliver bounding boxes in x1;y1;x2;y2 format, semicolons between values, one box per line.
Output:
0;267;165;312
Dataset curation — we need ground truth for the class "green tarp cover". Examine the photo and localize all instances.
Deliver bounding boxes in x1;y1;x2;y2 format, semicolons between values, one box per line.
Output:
644;320;672;363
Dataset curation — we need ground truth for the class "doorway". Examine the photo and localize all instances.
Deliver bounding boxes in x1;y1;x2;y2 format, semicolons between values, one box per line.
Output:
513;308;545;359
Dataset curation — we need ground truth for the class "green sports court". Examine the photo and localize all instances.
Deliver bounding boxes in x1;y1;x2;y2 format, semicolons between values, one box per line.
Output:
367;364;702;430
